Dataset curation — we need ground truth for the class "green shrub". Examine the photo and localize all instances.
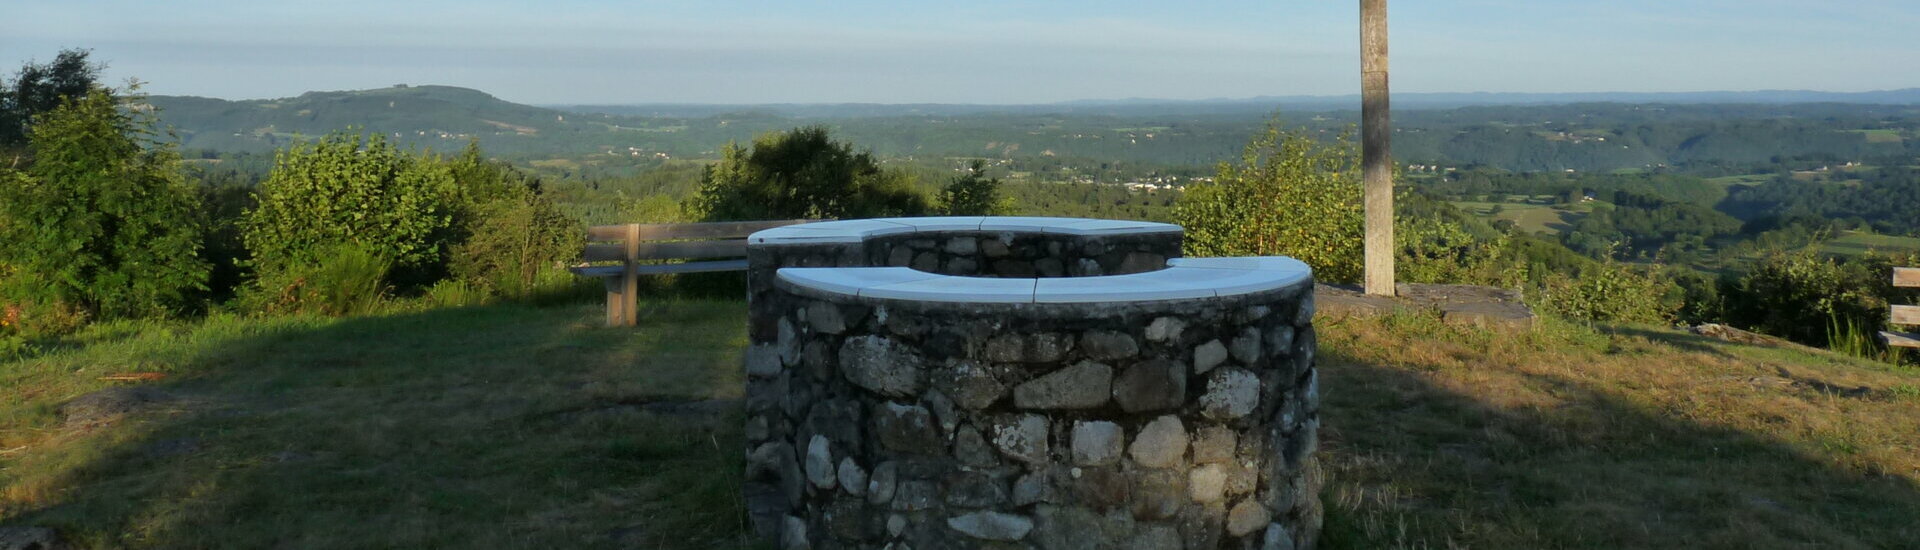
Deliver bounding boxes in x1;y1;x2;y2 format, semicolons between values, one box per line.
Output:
685;126;929;221
0;88;208;324
1174;122;1364;282
244;132;460;285
1723;247;1916;348
939;160;1015;216
1535;258;1679;324
1395;213;1522;287
444;143;580;299
239;242;391;317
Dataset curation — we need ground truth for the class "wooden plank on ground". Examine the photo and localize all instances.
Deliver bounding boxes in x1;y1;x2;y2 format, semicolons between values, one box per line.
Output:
1895;267;1920;287
584;240;749;262
1893;305;1920;326
586;219;817;241
1879;330;1920;348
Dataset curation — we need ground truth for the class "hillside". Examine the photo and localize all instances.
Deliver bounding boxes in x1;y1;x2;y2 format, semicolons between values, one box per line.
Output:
150;86;1920;172
149;85;649;155
1;299;1916;548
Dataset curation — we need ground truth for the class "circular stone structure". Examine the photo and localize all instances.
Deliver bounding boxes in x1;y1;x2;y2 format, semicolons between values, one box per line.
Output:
743;217;1321;550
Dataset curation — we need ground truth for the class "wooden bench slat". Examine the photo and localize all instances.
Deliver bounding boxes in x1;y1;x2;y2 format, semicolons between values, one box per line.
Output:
1880;330;1920;348
1893;304;1920;326
570;259;750;277
583;240;750;262
1896;267;1920;288
586;219;816;241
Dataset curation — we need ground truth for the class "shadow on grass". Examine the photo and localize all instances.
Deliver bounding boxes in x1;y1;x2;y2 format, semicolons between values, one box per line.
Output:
1315;332;1920;549
4;298;758;549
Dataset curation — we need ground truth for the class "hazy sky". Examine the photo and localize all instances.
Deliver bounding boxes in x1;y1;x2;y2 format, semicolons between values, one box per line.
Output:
5;0;1918;104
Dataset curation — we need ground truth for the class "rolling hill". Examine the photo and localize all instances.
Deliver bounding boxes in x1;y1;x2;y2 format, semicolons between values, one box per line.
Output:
147;85;1920;173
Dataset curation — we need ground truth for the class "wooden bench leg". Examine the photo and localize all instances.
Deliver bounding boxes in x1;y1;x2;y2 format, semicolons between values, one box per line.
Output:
604;277;625;326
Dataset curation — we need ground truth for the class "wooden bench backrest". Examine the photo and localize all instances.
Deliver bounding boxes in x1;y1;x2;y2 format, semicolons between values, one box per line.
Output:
580;219;816;327
581;219;816;262
1881;267;1920;348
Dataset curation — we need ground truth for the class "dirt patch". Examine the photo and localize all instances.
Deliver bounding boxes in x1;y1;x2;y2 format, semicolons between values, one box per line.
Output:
59;386;175;429
0;526;61;550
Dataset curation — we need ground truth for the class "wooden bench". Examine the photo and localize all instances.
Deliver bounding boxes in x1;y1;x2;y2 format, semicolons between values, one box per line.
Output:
1880;267;1920;348
572;219;814;326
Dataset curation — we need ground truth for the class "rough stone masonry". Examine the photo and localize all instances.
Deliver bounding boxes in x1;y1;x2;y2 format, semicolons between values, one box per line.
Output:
744;218;1322;550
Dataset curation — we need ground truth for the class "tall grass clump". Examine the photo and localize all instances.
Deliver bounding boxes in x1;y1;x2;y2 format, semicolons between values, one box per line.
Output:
239;242;391;316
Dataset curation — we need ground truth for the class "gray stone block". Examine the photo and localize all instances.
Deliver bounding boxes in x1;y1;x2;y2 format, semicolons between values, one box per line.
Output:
1071;420;1125;466
1112;358;1187;413
1014;361;1114;410
1128;415;1188;468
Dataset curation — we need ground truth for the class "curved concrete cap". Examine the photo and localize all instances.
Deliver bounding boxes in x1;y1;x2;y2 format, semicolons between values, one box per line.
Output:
749;216;1182;245
777;256;1310;304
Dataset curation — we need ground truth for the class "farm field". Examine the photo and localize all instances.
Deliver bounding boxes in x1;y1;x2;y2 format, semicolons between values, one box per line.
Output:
1452;197;1595;235
1820;231;1920;258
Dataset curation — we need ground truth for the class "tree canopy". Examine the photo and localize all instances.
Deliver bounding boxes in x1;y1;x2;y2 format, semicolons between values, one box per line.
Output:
686;126;928;221
0;87;207;322
0;49;102;153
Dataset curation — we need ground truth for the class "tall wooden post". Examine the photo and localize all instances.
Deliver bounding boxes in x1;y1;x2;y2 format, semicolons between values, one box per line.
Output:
1361;0;1395;296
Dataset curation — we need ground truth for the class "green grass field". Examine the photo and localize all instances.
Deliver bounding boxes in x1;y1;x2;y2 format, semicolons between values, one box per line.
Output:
5;300;1920;548
1849;129;1905;144
1451;199;1591;235
1;300;754;549
1820;232;1920;257
1706;174;1772;187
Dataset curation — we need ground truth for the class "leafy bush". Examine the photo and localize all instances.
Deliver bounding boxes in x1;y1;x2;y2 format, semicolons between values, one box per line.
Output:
1395;214;1522;287
686;126;929;221
1722;248;1916;348
239;242;390;317
0;88;208;324
939;160;1015;215
1535;258;1680;324
1175;122;1364;282
444;143;580;299
244;132;460;285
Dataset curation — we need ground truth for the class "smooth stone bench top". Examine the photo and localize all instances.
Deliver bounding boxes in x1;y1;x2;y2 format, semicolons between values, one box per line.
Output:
749;216;1182;245
777;256;1311;304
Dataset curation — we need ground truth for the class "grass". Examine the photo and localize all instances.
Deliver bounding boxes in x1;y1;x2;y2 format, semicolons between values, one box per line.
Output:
1317;313;1920;549
1818;231;1920;257
1705;174;1771;187
5;300;1920;548
1451;199;1591;234
1848;129;1904;144
1;300;754;549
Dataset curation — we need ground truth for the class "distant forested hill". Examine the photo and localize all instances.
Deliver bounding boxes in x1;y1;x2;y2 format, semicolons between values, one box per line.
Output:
148;85;1920;172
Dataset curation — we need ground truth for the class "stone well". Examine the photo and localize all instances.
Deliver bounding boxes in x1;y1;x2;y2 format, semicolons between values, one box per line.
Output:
744;217;1322;550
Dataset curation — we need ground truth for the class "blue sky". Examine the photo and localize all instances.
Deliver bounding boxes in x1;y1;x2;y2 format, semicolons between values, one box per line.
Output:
4;0;1917;104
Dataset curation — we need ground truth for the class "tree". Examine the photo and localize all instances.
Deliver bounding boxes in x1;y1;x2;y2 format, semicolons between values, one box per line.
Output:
0;87;208;323
444;141;580;298
938;160;1013;215
1;49;103;154
243;132;461;286
1174;122;1365;283
686;126;928;221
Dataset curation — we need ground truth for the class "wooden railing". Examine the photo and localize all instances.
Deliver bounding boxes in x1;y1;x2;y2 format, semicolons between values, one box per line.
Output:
570;219;815;326
1879;267;1920;348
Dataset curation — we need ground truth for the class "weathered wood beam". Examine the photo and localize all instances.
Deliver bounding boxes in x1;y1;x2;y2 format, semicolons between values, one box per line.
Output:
584;240;751;262
1894;267;1920;287
1361;0;1394;296
586;219;816;242
1879;330;1920;348
1892;305;1920;326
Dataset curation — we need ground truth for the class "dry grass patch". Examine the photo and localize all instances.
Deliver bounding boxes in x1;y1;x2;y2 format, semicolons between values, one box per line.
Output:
1316;312;1920;549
